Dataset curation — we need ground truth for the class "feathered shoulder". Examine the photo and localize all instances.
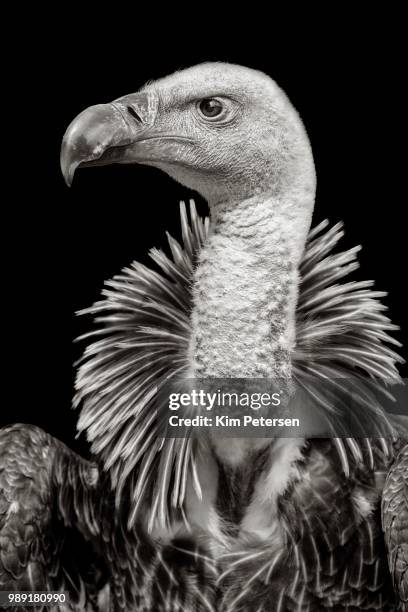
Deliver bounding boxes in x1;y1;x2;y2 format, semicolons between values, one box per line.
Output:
0;424;107;608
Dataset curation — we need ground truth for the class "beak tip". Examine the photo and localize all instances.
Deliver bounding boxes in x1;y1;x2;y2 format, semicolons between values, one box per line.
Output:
63;173;73;188
61;166;74;188
60;149;78;188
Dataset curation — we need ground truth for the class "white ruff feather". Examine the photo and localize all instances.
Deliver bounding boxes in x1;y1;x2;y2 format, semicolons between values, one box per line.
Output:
74;201;402;527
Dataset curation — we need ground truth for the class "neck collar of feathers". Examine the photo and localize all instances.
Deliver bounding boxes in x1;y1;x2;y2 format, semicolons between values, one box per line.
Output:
74;202;400;529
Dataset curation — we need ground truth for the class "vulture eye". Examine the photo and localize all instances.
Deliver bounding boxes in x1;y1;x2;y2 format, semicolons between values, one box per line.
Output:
198;98;224;119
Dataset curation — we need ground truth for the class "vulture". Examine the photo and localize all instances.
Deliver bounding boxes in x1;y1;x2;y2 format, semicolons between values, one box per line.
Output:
1;62;407;611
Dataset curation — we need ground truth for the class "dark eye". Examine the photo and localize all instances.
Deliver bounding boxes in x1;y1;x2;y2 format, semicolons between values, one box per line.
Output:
198;98;224;118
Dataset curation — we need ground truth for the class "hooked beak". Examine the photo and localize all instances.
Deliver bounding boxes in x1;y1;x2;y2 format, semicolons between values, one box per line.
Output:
60;92;159;186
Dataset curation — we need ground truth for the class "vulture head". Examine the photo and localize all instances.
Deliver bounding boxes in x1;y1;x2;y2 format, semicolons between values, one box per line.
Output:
61;62;315;208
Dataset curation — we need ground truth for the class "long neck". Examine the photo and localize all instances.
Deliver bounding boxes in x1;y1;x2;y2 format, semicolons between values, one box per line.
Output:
191;188;314;379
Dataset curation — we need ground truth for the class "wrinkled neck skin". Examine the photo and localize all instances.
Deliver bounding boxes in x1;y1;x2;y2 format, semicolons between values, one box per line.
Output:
192;190;313;378
190;174;315;465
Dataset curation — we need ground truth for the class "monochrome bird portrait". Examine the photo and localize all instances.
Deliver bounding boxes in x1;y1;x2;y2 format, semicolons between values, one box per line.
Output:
1;62;407;611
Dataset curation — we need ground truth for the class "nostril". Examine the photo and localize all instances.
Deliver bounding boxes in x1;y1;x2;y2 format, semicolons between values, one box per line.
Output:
127;106;142;123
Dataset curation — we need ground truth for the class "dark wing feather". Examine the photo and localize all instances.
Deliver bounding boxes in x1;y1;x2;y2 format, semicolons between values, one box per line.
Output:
0;424;109;611
382;442;408;610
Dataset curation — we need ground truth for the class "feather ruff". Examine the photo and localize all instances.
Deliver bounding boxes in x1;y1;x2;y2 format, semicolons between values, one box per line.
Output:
74;202;403;528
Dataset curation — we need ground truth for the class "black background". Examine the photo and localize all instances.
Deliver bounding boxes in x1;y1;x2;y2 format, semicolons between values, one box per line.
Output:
4;18;406;456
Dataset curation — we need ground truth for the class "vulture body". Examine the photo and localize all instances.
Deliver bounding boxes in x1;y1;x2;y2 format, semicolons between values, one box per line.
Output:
1;63;407;611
